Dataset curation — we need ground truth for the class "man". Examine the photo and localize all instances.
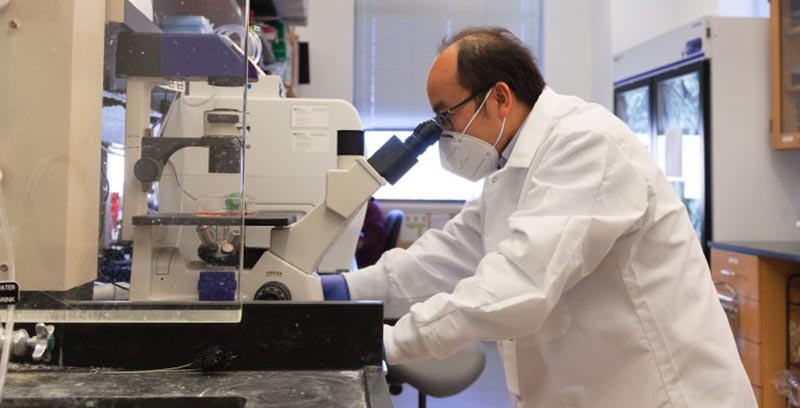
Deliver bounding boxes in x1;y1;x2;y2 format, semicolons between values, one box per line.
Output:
324;27;754;407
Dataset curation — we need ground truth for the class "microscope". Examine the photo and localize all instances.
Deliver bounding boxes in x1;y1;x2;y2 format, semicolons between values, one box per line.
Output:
116;31;443;302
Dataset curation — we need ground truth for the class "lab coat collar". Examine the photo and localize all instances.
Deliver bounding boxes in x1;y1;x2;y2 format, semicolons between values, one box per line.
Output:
505;86;560;169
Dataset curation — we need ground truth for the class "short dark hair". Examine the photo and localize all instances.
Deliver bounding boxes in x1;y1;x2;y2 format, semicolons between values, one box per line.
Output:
440;27;545;108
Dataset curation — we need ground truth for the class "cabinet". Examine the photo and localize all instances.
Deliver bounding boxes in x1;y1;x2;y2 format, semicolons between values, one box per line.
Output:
771;0;800;148
711;248;799;407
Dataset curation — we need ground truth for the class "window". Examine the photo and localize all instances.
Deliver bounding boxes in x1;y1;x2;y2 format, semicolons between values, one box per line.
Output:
365;131;483;201
354;0;542;129
354;0;542;200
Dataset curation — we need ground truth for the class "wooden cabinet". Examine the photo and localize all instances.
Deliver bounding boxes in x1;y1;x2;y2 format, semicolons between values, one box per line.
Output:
712;250;761;300
771;0;800;148
740;296;762;344
739;338;762;386
711;248;800;407
754;385;763;407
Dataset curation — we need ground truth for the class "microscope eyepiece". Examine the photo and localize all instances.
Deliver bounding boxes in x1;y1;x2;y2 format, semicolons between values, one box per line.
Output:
366;120;443;185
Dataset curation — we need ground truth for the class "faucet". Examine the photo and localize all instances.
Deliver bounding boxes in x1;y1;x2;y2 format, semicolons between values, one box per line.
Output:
0;323;55;362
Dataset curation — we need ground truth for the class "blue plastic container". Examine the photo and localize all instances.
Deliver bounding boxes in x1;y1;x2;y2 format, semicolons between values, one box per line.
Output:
160;15;214;34
197;271;237;301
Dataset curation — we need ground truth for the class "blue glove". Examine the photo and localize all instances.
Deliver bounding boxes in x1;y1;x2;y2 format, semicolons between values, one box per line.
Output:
320;274;351;300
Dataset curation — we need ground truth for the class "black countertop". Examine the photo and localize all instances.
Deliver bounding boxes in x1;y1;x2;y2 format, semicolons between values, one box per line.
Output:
2;367;392;408
2;303;390;407
708;241;800;263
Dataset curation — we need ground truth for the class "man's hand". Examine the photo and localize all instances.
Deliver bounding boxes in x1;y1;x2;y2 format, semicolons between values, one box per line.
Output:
320;274;351;300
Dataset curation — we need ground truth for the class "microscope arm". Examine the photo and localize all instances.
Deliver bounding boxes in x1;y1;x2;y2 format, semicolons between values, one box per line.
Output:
268;121;442;274
269;157;384;273
133;136;242;184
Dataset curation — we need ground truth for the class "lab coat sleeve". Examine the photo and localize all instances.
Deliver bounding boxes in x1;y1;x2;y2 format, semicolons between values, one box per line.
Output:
384;129;650;364
344;195;485;308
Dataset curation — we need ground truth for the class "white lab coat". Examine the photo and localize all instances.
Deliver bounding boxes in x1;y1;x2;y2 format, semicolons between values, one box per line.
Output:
345;87;755;407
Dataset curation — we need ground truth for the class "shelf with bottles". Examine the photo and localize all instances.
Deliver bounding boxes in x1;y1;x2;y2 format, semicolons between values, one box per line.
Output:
249;0;306;96
787;25;800;36
787;68;800;93
775;85;800;145
787;0;800;35
250;19;296;95
775;66;800;144
771;0;800;148
785;4;800;37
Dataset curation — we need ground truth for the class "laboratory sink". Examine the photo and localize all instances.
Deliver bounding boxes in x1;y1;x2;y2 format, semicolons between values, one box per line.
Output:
0;396;246;408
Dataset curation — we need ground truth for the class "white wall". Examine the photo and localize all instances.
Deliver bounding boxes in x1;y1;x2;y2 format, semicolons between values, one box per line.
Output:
543;0;613;109
293;0;768;119
293;0;355;102
611;0;717;55
592;0;613;109
292;0;770;102
295;0;614;108
611;0;769;55
718;0;769;18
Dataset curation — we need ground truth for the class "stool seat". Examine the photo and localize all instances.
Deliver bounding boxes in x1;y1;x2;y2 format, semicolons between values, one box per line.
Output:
387;341;486;398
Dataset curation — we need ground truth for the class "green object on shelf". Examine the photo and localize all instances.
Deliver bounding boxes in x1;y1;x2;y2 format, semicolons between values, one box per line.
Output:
264;21;287;62
267;21;285;40
225;192;243;211
273;40;287;61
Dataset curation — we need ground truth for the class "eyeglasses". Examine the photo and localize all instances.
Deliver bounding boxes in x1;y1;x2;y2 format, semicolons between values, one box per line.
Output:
433;85;493;131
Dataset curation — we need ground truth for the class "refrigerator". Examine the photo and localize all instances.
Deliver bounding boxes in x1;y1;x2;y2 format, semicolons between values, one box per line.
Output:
614;17;800;253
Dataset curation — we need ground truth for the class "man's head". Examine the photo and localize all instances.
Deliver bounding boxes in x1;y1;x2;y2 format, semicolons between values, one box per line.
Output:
427;27;545;153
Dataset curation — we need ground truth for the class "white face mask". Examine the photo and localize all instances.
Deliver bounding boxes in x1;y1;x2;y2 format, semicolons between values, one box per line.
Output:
439;90;507;182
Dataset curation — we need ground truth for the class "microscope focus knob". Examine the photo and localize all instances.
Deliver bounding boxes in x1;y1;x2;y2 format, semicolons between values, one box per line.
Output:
253;282;291;301
134;158;163;183
220;242;235;254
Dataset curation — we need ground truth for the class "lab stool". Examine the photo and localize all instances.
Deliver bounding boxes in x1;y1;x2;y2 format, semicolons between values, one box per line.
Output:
386;341;486;408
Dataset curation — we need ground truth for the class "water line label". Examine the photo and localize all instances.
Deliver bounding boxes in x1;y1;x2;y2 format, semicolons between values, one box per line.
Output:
0;281;19;305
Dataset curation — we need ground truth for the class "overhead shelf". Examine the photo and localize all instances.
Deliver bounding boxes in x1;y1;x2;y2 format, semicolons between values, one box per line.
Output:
149;0;307;27
251;0;308;26
152;0;246;27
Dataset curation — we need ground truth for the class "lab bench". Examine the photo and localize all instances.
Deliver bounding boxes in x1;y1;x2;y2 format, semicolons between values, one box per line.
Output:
3;368;389;408
709;241;800;408
0;302;391;407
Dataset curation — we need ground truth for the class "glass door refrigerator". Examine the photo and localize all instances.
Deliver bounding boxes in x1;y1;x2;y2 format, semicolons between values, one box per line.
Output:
617;61;709;248
614;17;800;254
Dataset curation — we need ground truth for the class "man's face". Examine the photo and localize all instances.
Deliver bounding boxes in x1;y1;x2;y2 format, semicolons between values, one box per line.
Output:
426;45;500;145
